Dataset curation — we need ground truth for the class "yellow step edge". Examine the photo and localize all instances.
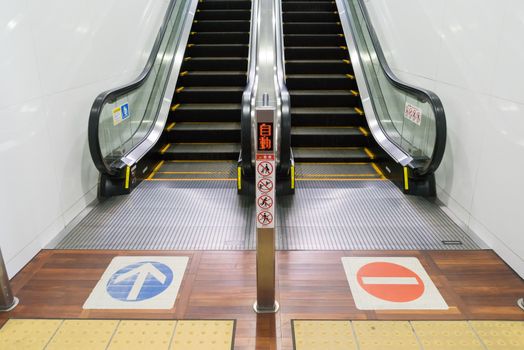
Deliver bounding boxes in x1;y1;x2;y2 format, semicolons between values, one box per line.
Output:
156;171;229;175
146;178;236;182
372;162;387;179
340;46;348;50
346;73;355;79
296;178;384;182
363;147;375;159
176;86;185;93
147;160;165;180
350;90;359;96
184;56;192;61
160;144;171;154
171;103;181;112
166;122;176;132
302;173;380;177
354;107;364;115
180;71;189;76
359;126;369;137
343;59;351;64
167;160;236;163
297;162;371;165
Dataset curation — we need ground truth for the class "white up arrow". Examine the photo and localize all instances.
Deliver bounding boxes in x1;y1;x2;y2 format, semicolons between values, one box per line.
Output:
114;263;168;301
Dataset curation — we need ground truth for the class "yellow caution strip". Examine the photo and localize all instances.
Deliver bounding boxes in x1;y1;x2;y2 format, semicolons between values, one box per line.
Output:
292;320;524;350
412;321;484;350
46;319;119;350
0;319;62;350
237;167;242;190
346;73;355;79
291;165;295;189
353;321;420;350
171;320;235;350
176;86;185;93
293;320;357;350
296;178;384;182
108;320;176;350
171;103;181;112
180;71;189;76
0;319;236;350
471;321;524;350
124;166;130;189
354;107;364;115
404;166;409;191
350;90;359;96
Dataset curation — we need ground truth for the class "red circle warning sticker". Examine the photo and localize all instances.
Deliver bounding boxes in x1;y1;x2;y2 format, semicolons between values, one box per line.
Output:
257;211;273;225
257;195;273;209
257;178;273;193
257;161;274;176
356;262;425;302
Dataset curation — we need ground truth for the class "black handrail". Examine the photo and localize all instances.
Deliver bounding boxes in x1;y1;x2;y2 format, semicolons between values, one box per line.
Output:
353;0;446;176
88;0;179;176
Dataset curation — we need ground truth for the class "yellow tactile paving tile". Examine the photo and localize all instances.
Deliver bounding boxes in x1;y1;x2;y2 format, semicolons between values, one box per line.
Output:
45;319;119;350
352;321;420;350
0;319;62;350
108;320;177;350
170;320;234;350
293;320;357;350
471;321;524;350
411;321;484;350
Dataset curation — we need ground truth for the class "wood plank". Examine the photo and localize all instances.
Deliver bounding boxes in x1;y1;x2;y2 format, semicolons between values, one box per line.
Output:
0;249;522;350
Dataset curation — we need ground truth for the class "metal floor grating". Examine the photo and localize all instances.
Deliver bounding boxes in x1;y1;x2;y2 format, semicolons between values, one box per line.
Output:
56;180;479;250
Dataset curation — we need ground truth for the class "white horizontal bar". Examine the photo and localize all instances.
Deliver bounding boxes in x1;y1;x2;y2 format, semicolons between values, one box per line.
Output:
361;277;419;285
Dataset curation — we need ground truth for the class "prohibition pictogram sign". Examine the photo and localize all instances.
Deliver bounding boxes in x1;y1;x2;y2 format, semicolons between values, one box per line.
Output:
257;161;274;176
257;195;273;209
257;178;274;193
257;211;273;225
356;262;425;302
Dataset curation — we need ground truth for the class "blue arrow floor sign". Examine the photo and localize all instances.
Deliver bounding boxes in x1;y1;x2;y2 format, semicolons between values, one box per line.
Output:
106;261;173;301
83;256;188;309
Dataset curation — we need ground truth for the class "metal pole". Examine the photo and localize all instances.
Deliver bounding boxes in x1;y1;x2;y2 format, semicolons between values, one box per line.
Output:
0;248;18;312
253;106;279;314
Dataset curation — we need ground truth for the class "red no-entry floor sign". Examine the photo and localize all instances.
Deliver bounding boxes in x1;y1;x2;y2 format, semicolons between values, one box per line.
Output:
342;257;448;310
356;262;424;302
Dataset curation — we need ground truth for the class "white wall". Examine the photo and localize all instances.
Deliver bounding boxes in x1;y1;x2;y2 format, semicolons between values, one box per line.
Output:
365;0;524;277
0;0;169;276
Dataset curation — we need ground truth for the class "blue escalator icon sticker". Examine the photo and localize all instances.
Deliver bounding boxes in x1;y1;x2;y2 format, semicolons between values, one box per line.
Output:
106;261;173;302
121;103;130;120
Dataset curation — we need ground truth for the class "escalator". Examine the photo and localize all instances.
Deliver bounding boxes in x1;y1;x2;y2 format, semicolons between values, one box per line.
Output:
146;0;252;179
282;0;385;181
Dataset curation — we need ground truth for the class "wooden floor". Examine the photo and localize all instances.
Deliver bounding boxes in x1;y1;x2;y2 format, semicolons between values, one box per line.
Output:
1;249;523;350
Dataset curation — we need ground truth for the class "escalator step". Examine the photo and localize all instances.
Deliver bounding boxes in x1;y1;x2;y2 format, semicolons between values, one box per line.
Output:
285;46;348;60
174;87;244;104
292;126;368;147
285;60;354;74
160;143;241;160
182;57;248;71
166;122;241;143
171;104;241;122
186;44;249;58
293;147;374;163
195;9;251;21
192;20;251;32
178;71;247;87
284;34;346;47
189;32;249;44
290;90;360;107
292;107;365;126
286;74;358;90
283;2;335;12
284;22;342;34
199;0;252;11
283;11;339;22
